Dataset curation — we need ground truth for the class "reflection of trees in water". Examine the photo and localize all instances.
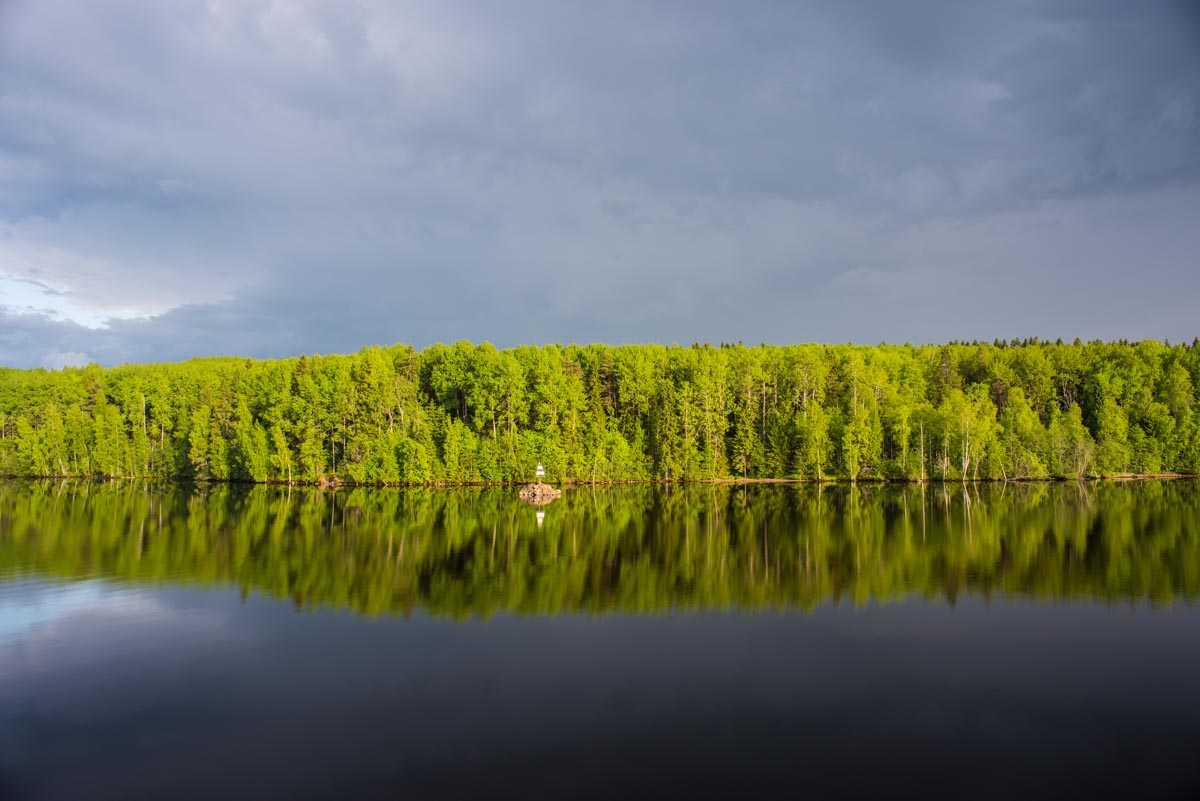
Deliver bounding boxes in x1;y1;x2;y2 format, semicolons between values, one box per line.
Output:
1;481;1197;617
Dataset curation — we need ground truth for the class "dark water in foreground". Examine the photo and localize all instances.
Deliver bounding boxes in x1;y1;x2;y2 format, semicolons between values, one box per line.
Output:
1;481;1198;800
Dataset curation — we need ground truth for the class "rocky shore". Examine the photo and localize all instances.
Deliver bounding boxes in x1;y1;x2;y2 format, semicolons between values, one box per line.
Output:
518;482;561;505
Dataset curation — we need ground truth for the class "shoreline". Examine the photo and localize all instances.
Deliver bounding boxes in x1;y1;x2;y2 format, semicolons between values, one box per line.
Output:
1;473;1194;488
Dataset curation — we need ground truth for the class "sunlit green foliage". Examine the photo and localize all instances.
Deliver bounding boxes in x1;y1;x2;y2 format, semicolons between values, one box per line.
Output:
1;481;1198;616
0;339;1197;483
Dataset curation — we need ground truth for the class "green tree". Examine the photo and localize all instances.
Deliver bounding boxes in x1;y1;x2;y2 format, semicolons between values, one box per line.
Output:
189;406;212;479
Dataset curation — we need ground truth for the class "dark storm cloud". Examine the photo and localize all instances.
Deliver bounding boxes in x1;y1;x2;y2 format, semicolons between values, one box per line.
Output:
0;0;1197;367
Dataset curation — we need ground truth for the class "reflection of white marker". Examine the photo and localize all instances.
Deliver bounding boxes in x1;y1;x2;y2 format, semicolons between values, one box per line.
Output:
535;462;545;479
536;510;545;528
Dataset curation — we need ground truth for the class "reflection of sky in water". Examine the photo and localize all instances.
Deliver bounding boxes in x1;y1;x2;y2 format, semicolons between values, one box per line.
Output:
1;482;1199;799
0;579;227;648
1;577;1199;800
0;580;113;642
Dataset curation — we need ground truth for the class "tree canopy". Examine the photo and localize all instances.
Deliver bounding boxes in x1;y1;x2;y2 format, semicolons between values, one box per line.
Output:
1;339;1197;483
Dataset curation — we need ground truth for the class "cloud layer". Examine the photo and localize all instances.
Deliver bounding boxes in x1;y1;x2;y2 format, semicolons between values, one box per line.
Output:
2;0;1198;366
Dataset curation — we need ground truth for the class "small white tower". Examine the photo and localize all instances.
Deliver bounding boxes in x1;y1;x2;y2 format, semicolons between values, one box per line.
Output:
535;462;545;480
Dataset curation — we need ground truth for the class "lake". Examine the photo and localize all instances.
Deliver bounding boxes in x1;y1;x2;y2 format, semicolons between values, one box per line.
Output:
1;480;1199;799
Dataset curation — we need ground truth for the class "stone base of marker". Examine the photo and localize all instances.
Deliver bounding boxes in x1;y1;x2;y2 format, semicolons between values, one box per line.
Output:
518;482;561;505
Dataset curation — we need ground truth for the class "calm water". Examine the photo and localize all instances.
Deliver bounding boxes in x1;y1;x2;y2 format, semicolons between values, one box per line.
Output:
1;480;1199;800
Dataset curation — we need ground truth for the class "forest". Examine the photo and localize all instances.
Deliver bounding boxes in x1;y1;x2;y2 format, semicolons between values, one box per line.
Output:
0;339;1198;484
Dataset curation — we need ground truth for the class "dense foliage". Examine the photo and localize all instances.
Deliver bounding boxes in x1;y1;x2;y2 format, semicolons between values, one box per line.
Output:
2;481;1197;615
1;340;1198;483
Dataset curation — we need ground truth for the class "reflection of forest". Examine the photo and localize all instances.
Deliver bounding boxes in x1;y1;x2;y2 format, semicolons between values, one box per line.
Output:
1;481;1197;617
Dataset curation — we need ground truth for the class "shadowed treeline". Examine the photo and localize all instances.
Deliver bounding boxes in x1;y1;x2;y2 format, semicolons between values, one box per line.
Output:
1;481;1198;617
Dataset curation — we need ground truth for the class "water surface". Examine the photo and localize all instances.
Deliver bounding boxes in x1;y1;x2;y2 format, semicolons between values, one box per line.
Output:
1;481;1198;799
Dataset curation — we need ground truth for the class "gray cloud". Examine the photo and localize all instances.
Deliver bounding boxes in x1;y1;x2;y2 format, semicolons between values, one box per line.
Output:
1;0;1198;367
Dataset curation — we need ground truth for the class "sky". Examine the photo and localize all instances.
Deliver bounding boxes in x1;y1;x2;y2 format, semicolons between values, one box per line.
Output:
1;0;1198;368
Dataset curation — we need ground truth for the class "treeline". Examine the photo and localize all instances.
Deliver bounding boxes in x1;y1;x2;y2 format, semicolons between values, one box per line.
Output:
3;481;1197;614
0;339;1198;484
